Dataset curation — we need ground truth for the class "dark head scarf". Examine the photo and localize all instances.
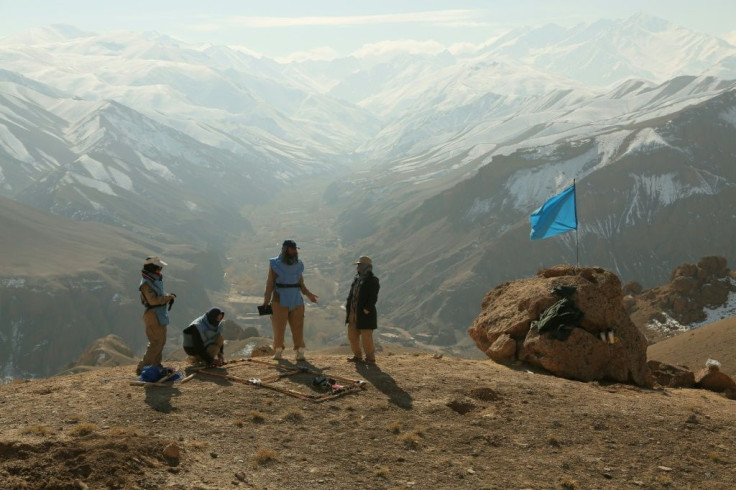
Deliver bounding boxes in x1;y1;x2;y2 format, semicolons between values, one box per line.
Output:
206;307;224;325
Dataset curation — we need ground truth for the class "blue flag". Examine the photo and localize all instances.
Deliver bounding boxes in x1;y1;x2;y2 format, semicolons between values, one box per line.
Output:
529;185;577;240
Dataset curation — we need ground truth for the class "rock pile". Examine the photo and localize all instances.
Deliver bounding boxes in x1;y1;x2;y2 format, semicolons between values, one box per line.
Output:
468;265;651;386
628;256;735;332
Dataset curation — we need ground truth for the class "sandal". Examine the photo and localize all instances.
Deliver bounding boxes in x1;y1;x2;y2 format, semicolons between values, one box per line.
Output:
364;358;376;364
346;356;363;363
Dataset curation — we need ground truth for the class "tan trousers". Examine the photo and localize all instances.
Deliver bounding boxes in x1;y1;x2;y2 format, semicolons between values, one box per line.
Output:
205;335;225;360
271;299;305;350
348;310;375;361
138;309;167;369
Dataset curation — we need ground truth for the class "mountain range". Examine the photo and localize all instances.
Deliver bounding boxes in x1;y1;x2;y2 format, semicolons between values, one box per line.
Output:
2;13;736;376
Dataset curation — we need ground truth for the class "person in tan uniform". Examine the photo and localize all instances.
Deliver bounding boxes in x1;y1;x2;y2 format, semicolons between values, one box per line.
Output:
136;256;176;375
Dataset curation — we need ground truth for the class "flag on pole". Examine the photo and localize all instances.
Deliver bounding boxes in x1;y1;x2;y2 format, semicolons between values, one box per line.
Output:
529;184;577;240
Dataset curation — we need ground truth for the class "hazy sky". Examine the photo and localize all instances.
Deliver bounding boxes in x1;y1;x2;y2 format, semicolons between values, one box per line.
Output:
2;0;735;60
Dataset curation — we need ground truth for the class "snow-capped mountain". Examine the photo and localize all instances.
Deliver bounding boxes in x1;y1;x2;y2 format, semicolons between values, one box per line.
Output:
0;25;381;170
0;71;260;245
335;88;736;342
3;13;736;368
470;13;736;87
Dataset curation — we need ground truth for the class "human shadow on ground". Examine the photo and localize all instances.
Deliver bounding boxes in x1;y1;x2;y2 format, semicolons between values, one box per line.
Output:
356;362;413;409
144;386;181;413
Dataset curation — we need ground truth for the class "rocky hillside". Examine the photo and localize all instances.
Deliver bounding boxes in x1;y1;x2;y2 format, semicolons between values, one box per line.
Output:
1;351;734;489
648;316;736;378
626;256;736;343
0;197;218;379
332;89;736;344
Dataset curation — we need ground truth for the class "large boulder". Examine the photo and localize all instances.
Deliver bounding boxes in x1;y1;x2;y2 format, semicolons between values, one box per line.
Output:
695;364;736;393
468;265;651;386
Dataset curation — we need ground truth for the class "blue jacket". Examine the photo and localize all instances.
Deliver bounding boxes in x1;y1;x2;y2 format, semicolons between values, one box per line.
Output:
269;256;305;308
139;273;170;326
192;314;223;347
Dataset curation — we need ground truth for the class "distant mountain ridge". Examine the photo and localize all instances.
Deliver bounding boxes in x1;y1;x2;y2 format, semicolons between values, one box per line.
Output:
3;14;736;368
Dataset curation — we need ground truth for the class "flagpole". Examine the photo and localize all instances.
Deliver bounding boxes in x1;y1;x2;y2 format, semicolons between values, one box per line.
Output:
569;179;576;269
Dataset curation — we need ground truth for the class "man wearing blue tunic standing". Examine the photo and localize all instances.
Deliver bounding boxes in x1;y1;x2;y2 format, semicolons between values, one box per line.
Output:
262;240;318;361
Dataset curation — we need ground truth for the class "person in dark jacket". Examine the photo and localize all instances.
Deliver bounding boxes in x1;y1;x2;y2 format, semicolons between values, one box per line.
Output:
183;307;226;367
136;256;176;375
345;255;380;364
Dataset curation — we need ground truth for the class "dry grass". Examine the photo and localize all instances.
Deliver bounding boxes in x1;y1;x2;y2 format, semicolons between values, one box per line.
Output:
233;419;244;428
21;425;54;436
68;422;99;437
254;448;277;466
281;409;304;423
656;474;673;486
248;410;265;424
387;420;402;434
547;434;562;447
189;440;210;451
397;432;421;449
108;427;140;436
373;466;390;479
559;476;577;489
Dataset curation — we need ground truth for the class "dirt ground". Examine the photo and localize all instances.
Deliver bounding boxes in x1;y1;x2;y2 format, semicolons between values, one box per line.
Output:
1;351;735;489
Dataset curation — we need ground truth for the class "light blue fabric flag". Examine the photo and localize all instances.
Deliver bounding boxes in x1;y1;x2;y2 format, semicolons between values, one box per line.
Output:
529;185;577;240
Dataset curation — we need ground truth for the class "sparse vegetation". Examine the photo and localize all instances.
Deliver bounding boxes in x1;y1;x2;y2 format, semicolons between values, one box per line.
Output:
656;474;673;486
254;448;277;466
248;410;265;423
387;420;402;434
282;409;304;423
397;432;421;449
559;476;577;489
707;451;722;462
22;425;53;436
547;434;562;447
108;427;139;436
68;422;99;437
373;466;390;479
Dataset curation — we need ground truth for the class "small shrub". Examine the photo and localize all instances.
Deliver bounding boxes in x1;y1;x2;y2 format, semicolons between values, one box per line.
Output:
189;440;210;450
397;432;421;449
412;425;426;437
656;474;673;486
707;451;722;462
373;466;390;479
22;425;53;436
68;422;99;437
282;410;304;423
547;434;562;447
108;427;139;436
233;419;244;428
559;476;577;489
254;448;277;466
249;410;265;424
387;420;402;434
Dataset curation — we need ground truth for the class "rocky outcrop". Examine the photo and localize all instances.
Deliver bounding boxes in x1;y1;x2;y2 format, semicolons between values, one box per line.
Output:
221;320;259;341
60;334;137;374
468;265;651;386
647;360;695;388
628;256;736;341
695;364;736;393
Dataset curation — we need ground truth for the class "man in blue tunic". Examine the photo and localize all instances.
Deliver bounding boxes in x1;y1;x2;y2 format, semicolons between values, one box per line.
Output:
262;240;318;361
137;256;176;375
183;307;225;367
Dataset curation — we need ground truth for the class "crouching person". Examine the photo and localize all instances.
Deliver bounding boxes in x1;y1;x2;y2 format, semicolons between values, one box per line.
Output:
183;307;225;367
